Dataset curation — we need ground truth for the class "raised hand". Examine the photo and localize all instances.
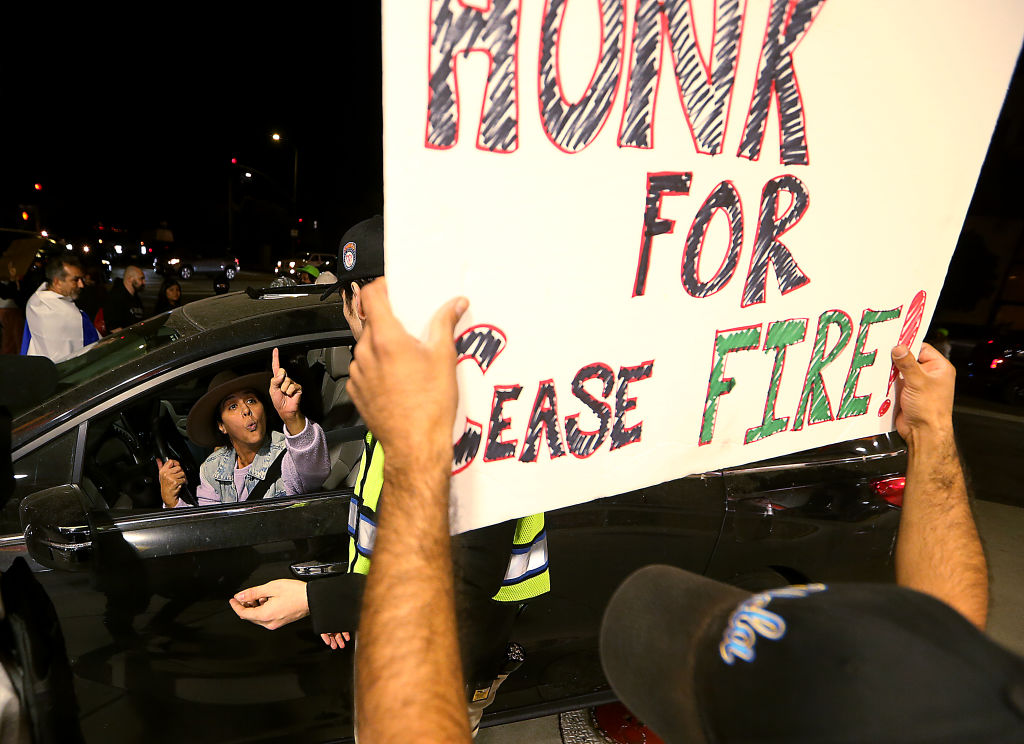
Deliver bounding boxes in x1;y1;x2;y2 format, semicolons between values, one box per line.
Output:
891;342;955;446
269;347;306;435
346;278;468;470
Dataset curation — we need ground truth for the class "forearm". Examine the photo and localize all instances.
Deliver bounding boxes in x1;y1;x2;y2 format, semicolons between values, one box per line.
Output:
896;427;988;629
356;455;470;744
281;420;330;493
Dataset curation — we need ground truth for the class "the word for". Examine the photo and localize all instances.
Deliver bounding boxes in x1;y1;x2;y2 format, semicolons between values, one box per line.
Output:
633;171;811;305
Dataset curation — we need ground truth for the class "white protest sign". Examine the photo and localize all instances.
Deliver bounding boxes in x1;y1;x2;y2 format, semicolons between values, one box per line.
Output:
382;0;1024;534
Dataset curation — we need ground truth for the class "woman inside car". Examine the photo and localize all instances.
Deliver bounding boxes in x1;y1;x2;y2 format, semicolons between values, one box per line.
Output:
157;348;330;507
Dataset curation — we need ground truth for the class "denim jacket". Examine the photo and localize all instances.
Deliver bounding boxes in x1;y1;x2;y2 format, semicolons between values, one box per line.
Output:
199;430;288;503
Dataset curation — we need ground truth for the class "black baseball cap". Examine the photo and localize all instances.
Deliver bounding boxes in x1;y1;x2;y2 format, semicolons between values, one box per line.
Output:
600;565;1024;743
318;215;384;301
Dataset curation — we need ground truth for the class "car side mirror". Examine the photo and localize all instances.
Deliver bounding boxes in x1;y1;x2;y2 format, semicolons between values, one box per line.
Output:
20;485;92;571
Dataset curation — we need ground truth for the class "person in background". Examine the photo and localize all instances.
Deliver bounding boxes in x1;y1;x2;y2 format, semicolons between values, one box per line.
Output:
75;265;108;326
0;262;23;355
296;265;319;285
22;256;98;363
154;277;182;314
103;265;146;333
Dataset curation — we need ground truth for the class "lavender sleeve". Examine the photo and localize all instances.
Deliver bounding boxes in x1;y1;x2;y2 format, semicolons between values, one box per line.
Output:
171;467;221;508
281;419;330;495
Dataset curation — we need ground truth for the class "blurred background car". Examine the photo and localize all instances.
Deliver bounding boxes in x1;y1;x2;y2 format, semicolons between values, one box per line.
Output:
154;248;239;280
959;330;1024;406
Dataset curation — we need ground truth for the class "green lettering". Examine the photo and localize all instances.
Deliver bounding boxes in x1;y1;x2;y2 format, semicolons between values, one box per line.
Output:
700;326;762;445
793;310;853;430
836;307;901;419
745;318;808;444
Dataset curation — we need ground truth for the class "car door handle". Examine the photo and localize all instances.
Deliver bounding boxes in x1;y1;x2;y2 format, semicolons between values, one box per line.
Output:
290;560;348;577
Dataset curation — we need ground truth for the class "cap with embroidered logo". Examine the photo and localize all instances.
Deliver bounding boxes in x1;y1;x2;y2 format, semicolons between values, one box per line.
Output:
318;215;384;301
600;565;1024;743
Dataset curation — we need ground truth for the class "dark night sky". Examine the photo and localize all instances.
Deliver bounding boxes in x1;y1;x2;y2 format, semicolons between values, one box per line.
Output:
0;6;383;255
1;7;1021;271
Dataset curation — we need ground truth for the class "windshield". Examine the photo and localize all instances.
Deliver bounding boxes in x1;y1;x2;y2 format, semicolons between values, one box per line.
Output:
50;313;185;395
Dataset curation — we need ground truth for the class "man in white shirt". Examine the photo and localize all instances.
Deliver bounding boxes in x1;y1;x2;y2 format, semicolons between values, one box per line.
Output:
23;256;97;363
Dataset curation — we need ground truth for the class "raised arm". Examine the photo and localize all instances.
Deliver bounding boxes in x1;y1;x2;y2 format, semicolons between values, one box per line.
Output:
891;342;988;629
347;278;471;744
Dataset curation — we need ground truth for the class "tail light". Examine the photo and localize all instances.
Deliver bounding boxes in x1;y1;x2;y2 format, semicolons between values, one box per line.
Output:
871;476;905;508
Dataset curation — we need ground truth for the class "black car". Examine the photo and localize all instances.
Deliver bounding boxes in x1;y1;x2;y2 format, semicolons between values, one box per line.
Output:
154;249;240;280
9;290;907;742
960;331;1024;406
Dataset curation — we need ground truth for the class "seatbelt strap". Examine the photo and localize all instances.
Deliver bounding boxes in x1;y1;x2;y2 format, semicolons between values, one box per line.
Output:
245;449;286;501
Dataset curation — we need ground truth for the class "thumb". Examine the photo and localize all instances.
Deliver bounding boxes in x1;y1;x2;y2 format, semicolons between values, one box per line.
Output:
234;585;266;602
156;457;163;468
427;296;469;348
891;345;925;387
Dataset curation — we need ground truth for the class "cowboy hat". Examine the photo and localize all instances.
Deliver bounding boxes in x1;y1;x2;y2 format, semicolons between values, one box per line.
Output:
186;370;272;448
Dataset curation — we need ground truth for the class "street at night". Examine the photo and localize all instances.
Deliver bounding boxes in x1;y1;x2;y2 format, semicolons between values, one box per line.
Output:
3;3;1024;742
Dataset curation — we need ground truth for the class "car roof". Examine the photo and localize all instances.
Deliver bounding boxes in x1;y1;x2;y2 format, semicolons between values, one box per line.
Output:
180;289;340;330
13;290;352;450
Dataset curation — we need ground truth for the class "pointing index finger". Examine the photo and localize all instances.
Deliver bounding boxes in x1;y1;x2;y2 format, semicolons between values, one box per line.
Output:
272;348;281;376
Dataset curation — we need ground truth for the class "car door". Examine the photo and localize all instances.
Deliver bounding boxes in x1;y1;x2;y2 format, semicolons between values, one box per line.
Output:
11;342;363;743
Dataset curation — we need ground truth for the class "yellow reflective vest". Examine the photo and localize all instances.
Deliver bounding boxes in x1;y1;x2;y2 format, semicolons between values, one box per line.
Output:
347;433;550;602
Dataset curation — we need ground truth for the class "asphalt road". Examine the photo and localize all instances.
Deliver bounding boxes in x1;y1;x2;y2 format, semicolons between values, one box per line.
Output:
953;396;1024;508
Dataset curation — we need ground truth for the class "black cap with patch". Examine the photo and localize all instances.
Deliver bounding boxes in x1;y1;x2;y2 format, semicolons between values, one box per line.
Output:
600;565;1024;744
319;215;384;301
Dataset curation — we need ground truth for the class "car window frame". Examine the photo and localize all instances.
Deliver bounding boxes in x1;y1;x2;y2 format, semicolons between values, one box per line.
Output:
13;330;351;463
12;330;354;519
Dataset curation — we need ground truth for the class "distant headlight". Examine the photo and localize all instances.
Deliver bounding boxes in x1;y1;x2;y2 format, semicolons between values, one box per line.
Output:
101;259;111;265
168;258;180;265
289;261;295;268
276;260;282;267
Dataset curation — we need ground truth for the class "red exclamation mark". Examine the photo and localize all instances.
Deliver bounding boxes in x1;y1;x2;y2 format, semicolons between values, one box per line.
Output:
878;290;927;417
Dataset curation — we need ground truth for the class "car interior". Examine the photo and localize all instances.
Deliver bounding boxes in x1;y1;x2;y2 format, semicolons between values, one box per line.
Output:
79;342;366;512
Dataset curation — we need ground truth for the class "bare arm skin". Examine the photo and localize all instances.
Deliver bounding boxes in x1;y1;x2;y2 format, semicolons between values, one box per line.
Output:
892;343;988;630
347;278;471;744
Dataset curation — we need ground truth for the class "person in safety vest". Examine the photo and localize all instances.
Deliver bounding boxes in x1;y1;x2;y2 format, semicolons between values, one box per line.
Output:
229;216;549;721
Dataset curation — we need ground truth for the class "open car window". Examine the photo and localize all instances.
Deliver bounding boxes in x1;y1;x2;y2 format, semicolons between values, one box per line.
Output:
79;341;363;514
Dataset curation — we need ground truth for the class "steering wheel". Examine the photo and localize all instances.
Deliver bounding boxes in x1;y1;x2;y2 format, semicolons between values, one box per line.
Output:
152;401;202;506
85;413;158;508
